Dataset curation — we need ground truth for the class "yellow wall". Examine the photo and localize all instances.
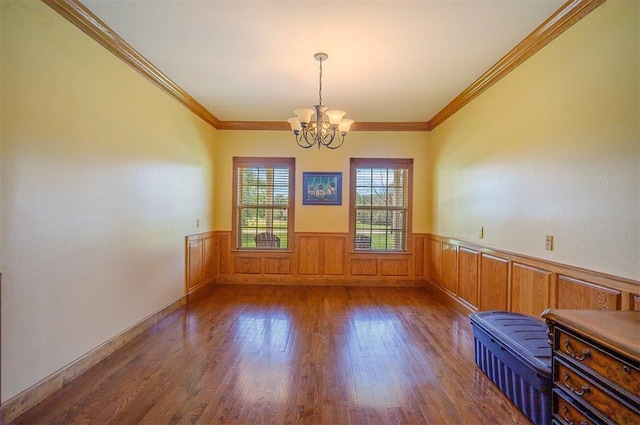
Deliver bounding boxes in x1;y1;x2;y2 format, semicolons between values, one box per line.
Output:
428;1;639;280
214;130;431;234
0;1;217;400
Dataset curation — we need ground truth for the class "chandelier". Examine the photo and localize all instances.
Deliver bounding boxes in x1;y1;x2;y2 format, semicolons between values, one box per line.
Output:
287;53;354;150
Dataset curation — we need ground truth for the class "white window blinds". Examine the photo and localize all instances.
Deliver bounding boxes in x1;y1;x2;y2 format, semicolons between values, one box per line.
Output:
234;158;294;249
352;159;412;251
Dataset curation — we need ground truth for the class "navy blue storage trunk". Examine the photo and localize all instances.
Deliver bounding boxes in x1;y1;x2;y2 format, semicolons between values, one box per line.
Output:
469;311;552;425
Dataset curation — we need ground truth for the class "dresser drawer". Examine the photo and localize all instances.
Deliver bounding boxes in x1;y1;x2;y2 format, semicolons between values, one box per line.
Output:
555;328;640;397
555;359;640;424
553;389;600;425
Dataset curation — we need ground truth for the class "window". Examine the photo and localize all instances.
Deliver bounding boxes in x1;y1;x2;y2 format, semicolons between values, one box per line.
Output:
350;158;412;251
233;157;295;249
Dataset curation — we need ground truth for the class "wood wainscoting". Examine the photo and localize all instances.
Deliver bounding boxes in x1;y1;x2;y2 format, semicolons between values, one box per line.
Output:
185;231;640;315
185;231;227;294
422;234;640;317
186;231;424;289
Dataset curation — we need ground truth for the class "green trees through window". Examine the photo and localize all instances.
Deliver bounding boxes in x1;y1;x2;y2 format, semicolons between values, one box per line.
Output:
351;158;412;251
233;157;295;249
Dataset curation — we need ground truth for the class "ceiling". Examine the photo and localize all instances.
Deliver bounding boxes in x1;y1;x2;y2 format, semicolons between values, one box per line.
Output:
80;0;566;125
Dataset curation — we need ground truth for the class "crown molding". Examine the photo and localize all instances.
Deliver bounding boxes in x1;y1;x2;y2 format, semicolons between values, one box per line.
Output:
42;0;221;129
352;122;431;132
216;121;290;131
427;0;606;130
216;121;431;132
44;0;604;133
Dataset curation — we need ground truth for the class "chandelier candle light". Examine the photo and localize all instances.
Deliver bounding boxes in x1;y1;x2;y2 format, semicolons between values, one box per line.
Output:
287;53;354;150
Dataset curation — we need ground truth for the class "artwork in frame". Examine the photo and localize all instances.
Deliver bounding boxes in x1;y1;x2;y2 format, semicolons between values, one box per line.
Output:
302;172;342;206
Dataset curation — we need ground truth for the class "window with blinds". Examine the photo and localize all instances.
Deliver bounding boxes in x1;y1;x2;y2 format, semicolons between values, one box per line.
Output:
233;157;295;250
350;158;412;251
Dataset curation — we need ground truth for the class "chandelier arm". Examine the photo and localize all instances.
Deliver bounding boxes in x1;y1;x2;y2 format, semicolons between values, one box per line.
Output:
304;129;316;148
318;122;332;141
296;131;314;149
323;133;345;150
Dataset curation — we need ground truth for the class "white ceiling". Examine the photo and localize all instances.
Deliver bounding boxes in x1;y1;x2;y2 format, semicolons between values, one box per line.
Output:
81;0;565;124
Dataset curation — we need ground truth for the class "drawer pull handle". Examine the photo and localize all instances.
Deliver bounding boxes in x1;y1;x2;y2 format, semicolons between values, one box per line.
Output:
564;339;590;361
623;365;631;374
562;405;589;425
563;372;589;396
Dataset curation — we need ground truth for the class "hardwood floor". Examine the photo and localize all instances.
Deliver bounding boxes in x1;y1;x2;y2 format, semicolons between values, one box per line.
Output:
10;285;531;424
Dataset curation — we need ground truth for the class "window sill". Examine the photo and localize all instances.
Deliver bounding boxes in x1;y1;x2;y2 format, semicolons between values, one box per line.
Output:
231;248;295;254
348;250;412;256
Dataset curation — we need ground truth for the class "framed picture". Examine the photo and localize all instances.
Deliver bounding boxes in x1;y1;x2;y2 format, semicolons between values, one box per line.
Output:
302;172;342;206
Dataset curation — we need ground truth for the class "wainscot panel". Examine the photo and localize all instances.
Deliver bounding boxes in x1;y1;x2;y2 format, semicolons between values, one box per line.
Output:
264;258;291;275
458;247;480;307
380;259;410;276
428;238;443;284
480;254;510;312
297;235;322;275
350;259;378;276
556;275;621;310
414;235;426;277
234;257;262;274
323;236;346;275
219;233;230;274
185;232;218;294
510;263;552;317
187;238;203;289
441;242;458;294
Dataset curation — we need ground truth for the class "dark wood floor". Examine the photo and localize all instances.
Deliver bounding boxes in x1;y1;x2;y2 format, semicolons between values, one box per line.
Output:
11;285;531;424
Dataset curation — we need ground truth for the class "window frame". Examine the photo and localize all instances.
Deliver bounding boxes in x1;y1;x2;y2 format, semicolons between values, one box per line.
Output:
349;158;413;253
232;157;295;251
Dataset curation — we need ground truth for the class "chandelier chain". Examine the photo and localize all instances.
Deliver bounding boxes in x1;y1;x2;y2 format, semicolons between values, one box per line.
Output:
318;58;323;106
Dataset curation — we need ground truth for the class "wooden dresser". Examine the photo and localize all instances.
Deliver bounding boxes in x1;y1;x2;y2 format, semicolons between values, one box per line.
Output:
542;309;640;425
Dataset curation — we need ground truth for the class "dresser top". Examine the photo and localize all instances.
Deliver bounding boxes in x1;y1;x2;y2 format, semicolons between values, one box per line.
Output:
542;309;640;360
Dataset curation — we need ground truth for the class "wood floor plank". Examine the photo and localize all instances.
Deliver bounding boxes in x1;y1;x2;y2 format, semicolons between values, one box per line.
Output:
9;285;532;424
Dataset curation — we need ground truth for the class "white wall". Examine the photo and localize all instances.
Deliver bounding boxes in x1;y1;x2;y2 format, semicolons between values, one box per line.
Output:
428;1;639;280
1;1;217;400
